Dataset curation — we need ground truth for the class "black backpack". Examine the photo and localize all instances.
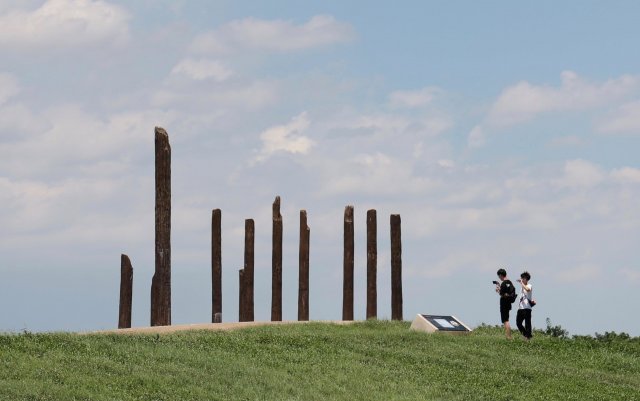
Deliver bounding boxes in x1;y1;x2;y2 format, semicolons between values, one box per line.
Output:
507;282;517;303
502;280;517;303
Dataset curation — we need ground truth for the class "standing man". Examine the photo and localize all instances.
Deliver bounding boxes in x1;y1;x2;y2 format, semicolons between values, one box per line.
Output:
516;271;533;340
495;268;515;340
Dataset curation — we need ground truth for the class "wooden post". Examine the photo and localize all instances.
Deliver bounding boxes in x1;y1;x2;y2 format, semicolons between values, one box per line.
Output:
212;209;222;323
151;127;171;326
391;214;403;321
343;205;354;321
118;254;133;329
366;210;377;320
239;268;245;322
244;219;255;321
298;210;310;321
271;197;283;321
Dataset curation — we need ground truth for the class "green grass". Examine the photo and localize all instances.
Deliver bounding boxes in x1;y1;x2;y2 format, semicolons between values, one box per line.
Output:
1;321;639;401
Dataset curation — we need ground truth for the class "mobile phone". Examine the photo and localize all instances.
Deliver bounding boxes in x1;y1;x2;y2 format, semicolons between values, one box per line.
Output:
492;280;499;285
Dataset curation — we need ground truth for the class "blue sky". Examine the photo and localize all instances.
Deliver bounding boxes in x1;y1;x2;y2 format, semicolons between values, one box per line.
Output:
1;0;639;335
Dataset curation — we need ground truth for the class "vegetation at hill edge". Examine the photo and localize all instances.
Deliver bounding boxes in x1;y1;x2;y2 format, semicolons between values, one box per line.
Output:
1;321;638;400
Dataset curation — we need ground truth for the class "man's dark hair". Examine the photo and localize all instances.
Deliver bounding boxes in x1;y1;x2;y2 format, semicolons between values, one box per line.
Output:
520;271;531;280
497;268;507;277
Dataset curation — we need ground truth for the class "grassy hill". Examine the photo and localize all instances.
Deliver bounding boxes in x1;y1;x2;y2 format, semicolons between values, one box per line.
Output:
1;321;639;401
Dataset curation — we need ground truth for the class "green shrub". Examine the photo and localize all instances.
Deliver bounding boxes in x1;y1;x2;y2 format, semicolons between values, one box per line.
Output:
544;318;569;339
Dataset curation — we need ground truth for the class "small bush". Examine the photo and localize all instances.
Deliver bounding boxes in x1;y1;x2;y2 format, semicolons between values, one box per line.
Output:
594;331;632;342
544;318;569;339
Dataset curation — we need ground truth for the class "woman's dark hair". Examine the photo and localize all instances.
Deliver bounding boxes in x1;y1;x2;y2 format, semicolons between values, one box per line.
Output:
497;268;507;277
520;271;531;280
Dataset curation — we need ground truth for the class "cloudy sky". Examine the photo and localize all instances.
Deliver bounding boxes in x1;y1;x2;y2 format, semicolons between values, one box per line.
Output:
1;0;639;335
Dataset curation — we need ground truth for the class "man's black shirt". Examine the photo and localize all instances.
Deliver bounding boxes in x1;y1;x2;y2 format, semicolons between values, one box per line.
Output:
499;280;514;307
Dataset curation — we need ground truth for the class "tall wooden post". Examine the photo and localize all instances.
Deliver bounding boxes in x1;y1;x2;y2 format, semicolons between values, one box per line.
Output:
151;127;171;326
212;209;222;323
366;210;377;320
343;205;354;321
239;268;245;322
390;214;403;321
244;219;255;321
118;254;133;329
271;197;283;321
298;210;310;321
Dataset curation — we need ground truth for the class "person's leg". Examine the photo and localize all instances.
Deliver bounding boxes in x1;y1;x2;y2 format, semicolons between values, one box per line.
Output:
516;309;525;337
501;306;512;339
504;321;512;339
524;309;532;339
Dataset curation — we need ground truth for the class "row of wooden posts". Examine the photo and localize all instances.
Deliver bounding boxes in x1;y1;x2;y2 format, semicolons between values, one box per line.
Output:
117;128;403;329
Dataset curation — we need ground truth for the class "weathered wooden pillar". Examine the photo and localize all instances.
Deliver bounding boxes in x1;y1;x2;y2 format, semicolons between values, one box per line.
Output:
271;197;283;321
151;127;171;326
298;210;310;321
244;219;255;321
212;209;222;323
390;214;403;321
343;205;354;321
118;254;133;329
366;209;377;320
239;268;245;322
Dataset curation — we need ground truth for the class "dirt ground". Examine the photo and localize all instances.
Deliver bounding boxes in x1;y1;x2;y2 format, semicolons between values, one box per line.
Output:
87;320;356;335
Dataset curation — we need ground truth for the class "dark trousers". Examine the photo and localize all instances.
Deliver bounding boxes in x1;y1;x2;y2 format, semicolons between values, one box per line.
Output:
516;309;532;339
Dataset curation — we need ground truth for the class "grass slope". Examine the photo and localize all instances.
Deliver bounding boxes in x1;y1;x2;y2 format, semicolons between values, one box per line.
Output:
1;321;639;401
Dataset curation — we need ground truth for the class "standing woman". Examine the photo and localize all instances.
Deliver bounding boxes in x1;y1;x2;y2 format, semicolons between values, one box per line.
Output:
516;271;533;340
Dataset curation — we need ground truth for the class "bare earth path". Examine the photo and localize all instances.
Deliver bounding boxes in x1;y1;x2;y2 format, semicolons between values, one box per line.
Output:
88;320;356;335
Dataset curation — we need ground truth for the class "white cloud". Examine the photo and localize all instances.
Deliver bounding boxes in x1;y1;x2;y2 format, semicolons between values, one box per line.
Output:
597;100;640;134
556;264;601;282
0;179;60;239
611;167;640;184
0;103;50;140
407;249;502;279
319;152;432;196
190;15;354;54
0;104;175;178
0;175;152;250
412;142;424;158
388;87;439;108
399;158;640;239
0;72;20;105
170;58;234;82
467;125;485;148
343;113;451;139
151;80;278;111
556;159;605;188
255;112;314;163
548;135;584;147
619;268;640;282
487;71;638;127
0;0;130;48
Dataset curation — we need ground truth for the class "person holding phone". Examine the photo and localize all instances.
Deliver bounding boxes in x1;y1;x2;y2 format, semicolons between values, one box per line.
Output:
516;271;533;340
495;268;514;340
